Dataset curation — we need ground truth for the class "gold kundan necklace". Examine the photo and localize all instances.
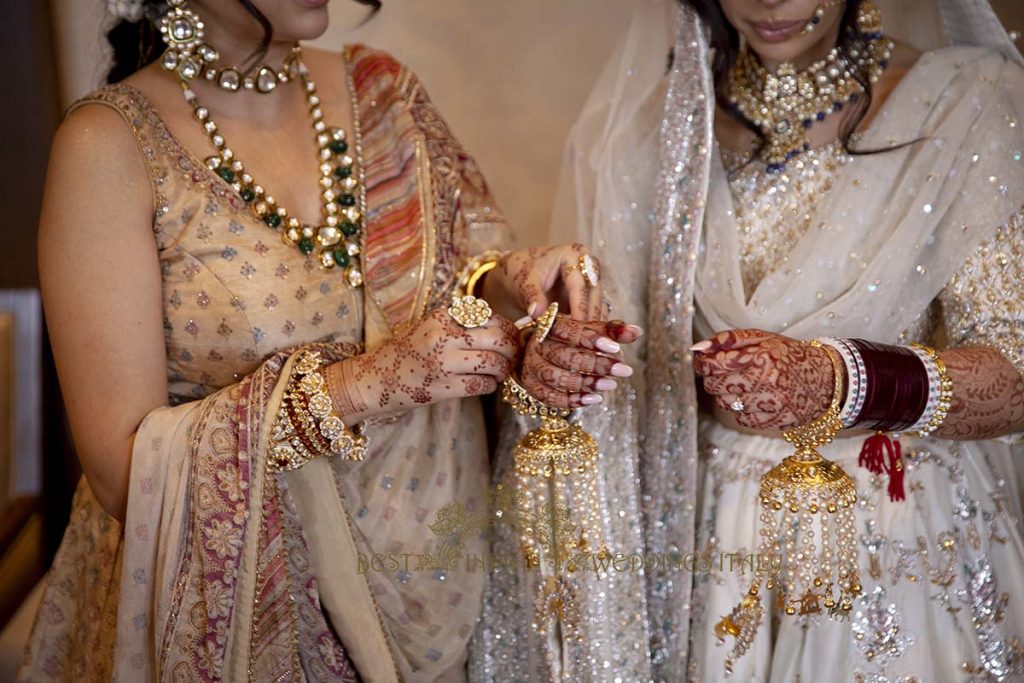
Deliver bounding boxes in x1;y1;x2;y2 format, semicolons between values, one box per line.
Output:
727;0;892;172
175;46;365;288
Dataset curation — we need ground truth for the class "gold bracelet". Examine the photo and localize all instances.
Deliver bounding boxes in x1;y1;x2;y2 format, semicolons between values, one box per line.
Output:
269;349;367;472
906;343;953;437
781;340;845;454
456;249;509;298
501;375;570;420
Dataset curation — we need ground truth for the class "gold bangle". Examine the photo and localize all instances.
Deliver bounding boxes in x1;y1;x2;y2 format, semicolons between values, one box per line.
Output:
906;343;953;437
269;349;367;472
456;249;508;298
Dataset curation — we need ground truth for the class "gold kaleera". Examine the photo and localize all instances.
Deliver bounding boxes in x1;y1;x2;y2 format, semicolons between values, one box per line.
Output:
501;304;610;640
715;341;861;676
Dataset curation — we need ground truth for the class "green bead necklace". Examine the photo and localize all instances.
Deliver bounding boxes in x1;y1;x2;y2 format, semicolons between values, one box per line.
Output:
177;45;364;288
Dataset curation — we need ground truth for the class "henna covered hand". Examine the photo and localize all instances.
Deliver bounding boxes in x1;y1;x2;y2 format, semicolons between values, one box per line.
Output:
486;243;606;322
519;316;643;410
936;346;1024;440
326;308;521;423
692;329;840;431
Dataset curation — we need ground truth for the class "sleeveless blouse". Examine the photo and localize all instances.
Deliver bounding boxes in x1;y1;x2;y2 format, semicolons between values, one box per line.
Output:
71;84;364;406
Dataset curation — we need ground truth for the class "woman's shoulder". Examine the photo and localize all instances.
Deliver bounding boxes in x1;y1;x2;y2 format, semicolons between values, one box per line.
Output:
57;84;150;174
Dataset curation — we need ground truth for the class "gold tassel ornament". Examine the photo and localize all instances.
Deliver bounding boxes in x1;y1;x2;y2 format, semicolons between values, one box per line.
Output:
502;303;609;639
716;341;860;675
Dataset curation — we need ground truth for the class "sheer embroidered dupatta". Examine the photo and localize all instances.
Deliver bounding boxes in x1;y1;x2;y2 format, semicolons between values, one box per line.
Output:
19;344;380;683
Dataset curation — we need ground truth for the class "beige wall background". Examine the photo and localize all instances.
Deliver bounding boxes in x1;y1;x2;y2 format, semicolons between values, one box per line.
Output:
51;0;1023;247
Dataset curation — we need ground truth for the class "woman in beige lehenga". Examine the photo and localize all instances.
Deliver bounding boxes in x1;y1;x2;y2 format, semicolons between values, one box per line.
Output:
19;1;637;680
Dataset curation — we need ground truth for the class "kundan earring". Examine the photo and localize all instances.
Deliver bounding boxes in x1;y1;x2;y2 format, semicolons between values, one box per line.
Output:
158;0;299;93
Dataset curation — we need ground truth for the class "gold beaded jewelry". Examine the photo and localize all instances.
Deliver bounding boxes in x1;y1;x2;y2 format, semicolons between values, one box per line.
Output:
906;343;954;437
533;302;559;344
176;45;366;287
502;375;571;421
269;349;367;472
570;254;600;288
159;0;298;94
717;341;860;675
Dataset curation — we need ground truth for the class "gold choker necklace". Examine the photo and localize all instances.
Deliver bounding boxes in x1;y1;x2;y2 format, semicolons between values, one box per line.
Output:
727;0;892;172
159;0;298;95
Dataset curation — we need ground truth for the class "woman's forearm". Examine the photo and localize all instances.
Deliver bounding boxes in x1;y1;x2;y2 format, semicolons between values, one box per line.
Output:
935;346;1024;440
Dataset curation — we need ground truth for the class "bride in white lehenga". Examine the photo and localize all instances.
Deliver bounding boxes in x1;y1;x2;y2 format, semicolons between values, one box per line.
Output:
471;0;1024;681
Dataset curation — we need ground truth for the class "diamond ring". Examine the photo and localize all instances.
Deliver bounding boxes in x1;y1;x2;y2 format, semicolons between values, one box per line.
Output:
730;399;745;413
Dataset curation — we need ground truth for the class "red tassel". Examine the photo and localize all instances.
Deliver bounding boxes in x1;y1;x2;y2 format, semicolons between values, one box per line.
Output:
885;437;905;502
858;432;889;475
858;431;905;502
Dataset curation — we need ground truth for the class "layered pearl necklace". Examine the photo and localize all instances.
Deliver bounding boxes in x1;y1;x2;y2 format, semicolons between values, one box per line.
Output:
727;0;892;172
177;46;365;287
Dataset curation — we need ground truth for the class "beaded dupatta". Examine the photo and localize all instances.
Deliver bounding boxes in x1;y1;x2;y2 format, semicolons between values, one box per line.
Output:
639;7;716;678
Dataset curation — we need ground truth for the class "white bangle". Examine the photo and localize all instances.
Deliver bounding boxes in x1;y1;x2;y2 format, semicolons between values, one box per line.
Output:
818;337;867;428
905;343;953;437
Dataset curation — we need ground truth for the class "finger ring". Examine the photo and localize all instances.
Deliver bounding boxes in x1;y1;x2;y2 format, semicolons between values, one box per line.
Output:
730;399;745;413
448;295;492;329
576;254;600;287
534;302;559;343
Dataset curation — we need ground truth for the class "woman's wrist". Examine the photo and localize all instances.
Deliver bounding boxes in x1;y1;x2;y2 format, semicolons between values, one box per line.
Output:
326;357;373;426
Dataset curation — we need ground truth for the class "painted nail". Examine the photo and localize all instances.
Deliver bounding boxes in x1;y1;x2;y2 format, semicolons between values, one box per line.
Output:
610;363;634;378
690;340;713;352
595;378;618;391
514;315;533;329
580;394;603;405
595;337;621;354
630;325;645;337
527;301;539;317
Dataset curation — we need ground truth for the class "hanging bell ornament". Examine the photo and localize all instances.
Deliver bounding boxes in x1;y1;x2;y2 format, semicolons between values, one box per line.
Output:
716;341;861;676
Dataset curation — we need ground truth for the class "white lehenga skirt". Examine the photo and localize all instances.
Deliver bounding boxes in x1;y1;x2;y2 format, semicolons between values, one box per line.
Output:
688;420;1024;683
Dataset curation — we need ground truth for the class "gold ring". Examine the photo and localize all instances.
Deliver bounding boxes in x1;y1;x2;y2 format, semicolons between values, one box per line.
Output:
448;295;493;329
534;302;559;343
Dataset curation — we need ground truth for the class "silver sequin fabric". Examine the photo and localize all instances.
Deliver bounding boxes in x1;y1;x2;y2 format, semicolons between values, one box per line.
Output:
688;91;1024;683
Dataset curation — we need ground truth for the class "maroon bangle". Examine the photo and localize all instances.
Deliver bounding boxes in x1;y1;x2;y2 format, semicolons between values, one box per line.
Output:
847;339;929;432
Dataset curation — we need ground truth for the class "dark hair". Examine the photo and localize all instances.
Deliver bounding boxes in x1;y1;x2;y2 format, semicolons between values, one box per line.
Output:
682;0;873;160
106;0;382;85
